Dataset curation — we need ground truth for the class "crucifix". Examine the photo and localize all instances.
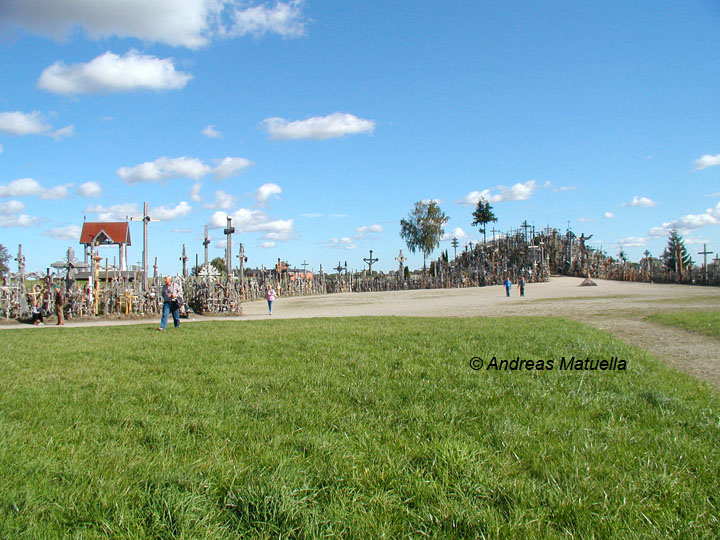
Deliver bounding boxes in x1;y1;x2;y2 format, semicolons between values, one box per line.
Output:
698;244;713;283
301;260;309;275
395;249;406;277
180;244;188;277
520;220;532;244
224;217;235;278
129;202;153;291
363;250;378;274
334;261;344;275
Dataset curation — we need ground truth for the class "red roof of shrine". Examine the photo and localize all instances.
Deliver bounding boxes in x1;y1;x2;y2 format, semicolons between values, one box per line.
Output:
79;222;132;246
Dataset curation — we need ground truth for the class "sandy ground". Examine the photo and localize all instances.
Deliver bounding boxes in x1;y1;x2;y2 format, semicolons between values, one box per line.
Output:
4;276;719;389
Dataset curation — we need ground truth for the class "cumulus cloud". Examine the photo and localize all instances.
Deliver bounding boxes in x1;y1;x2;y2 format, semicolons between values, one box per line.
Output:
0;110;73;139
45;224;82;240
39;50;192;94
0;214;36;227
258;241;275;249
693;153;720;171
118;156;211;184
648;201;720;237
209;208;294;242
201;125;221;138
0;177;72;199
622;196;656;208
457;180;539;205
262;112;375;140
442;227;468;241
204;190;236;209
254;183;282;204
604;212;615;219
0;200;25;214
86;202;140;221
355;224;382;238
0;0;307;48
213;157;253;180
618;236;646;248
150;201;192;221
189;182;203;202
323;237;356;250
76;181;102;197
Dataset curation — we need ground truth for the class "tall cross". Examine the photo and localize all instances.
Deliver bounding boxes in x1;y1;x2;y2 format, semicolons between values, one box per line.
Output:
450;237;459;260
237;243;246;280
129;202;153;291
698;244;713;283
180;244;188;277
490;226;497;242
395;249;406;276
363;249;378;274
203;225;210;266
334;261;344;274
224;216;235;277
302;260;309;275
15;244;26;277
521;220;531;243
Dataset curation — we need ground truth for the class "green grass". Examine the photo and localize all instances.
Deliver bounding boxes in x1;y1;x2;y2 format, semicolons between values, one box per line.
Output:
645;311;720;340
1;317;719;539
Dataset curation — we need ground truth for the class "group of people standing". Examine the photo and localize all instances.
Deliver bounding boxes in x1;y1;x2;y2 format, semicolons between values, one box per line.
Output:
503;277;526;297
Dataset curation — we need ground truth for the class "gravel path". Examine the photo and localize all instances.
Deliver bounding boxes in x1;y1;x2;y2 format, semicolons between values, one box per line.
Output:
4;276;719;389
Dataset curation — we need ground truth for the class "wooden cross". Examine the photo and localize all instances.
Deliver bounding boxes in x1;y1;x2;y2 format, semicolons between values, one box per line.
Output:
224;217;235;277
698;244;713;283
180;244;188;277
203;225;210;266
363;249;378;274
395;249;406;276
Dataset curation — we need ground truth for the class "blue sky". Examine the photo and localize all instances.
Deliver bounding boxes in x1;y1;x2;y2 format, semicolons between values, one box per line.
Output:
1;1;719;275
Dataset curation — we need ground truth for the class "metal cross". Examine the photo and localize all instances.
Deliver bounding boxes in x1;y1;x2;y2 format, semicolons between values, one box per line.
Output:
363;250;378;274
129;201;154;291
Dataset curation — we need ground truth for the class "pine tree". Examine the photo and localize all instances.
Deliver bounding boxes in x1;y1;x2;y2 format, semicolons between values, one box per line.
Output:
471;198;497;243
0;244;9;277
662;228;692;274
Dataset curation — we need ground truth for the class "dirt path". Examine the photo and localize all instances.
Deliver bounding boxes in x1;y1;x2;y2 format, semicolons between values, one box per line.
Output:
3;277;719;389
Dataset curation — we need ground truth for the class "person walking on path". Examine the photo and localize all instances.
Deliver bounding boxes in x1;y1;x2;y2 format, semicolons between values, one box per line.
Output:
54;287;65;325
504;277;512;297
159;276;183;331
265;285;277;315
519;277;526;297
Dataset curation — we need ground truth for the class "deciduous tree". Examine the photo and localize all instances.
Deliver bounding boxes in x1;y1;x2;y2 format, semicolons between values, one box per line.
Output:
400;201;448;273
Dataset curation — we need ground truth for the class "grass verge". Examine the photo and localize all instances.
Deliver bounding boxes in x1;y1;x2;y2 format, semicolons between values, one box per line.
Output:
1;317;718;539
645;311;720;340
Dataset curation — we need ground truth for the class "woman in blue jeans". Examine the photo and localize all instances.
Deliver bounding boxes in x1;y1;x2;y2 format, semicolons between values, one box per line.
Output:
159;275;182;330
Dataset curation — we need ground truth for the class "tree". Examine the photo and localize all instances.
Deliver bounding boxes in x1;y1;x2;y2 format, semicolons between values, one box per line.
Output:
210;256;226;275
400;200;449;273
471;198;497;243
0;244;10;277
662;228;692;275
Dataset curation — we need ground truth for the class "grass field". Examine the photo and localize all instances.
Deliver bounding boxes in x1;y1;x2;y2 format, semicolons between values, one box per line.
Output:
1;317;718;539
645;311;720;340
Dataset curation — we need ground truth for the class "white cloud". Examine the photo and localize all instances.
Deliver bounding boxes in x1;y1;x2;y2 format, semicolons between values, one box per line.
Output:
76;181;102;198
618;236;646;248
323;237;356;250
254;183;282;204
301;212;323;218
577;216;594;223
262;112;375;140
648;201;720;237
693;153;720;171
150;201;192;221
0;0;307;48
355;224;382;238
118;156;212;184
227;1;306;38
0;214;36;227
0;177;72;199
45;224;82;240
209;208;295;242
201;125;221;138
258;241;275;249
39;50;192;94
189;182;203;202
457;180;539;205
604;212;615;219
0;200;25;214
213;157;254;180
86;203;140;221
204;190;236;209
0;143;3;154
0;110;72;140
442;227;468;241
622;196;656;208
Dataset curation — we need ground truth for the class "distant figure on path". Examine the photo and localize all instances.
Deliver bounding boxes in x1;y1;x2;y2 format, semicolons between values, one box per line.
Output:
159;275;182;331
54;287;64;325
266;286;277;315
504;278;512;297
519;277;526;297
